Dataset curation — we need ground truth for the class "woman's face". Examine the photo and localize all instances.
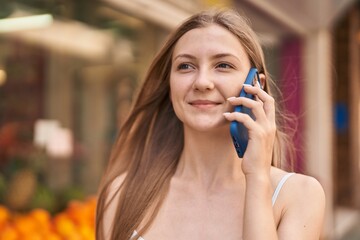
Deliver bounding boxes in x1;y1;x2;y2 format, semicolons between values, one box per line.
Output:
170;24;252;132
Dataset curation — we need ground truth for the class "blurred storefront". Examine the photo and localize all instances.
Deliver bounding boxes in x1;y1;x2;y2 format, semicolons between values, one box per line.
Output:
0;1;206;238
0;0;199;202
332;3;360;239
0;0;359;239
235;1;360;239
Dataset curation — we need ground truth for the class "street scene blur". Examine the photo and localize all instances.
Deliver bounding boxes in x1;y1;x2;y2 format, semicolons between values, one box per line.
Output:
0;0;359;239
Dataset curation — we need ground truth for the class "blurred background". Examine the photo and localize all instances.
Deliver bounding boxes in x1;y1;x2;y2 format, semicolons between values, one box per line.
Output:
0;0;359;239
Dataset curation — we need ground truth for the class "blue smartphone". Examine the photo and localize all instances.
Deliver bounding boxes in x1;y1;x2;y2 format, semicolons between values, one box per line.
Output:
230;68;261;158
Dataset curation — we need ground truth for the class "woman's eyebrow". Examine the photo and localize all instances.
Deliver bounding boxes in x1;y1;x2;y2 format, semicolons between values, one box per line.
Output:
173;54;196;61
173;53;241;62
211;53;241;61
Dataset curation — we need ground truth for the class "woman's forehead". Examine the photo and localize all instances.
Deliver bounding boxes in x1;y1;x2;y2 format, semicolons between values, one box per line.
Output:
172;25;249;62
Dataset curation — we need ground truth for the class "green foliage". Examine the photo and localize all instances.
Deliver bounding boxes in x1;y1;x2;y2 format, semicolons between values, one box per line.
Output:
30;184;57;213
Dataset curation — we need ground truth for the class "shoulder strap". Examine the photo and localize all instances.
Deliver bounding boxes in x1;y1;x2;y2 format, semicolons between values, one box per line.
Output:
132;230;145;240
272;172;295;206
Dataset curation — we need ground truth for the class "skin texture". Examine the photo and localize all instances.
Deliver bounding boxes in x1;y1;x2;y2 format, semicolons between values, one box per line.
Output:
104;24;325;240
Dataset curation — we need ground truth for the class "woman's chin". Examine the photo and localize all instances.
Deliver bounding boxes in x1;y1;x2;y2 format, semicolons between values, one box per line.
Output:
184;119;229;133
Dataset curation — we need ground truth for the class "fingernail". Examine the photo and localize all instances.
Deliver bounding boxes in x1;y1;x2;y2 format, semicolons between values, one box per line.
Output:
243;84;252;87
227;97;236;101
223;112;231;117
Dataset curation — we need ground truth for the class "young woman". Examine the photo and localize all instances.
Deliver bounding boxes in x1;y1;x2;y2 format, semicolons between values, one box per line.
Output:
96;8;325;240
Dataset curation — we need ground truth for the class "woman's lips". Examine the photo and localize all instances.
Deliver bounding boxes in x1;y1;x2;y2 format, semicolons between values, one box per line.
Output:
189;100;221;108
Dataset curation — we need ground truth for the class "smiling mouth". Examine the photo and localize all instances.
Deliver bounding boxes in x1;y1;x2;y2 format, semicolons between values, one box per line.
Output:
189;100;221;108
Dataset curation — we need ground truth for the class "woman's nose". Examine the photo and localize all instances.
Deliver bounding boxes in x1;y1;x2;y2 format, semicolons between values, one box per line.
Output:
192;69;215;91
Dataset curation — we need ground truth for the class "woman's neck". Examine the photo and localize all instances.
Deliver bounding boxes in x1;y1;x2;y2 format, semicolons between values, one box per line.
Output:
174;126;244;190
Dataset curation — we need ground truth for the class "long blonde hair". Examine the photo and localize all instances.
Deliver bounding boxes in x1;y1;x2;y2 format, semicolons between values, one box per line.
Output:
96;8;294;240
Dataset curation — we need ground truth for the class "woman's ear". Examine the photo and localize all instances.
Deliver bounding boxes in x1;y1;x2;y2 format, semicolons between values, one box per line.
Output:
259;73;266;89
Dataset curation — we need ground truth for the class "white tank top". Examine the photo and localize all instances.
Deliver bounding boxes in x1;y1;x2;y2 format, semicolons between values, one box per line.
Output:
131;172;295;240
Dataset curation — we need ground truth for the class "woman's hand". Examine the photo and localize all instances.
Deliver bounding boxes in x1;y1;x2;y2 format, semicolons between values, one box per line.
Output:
224;84;279;239
223;84;276;176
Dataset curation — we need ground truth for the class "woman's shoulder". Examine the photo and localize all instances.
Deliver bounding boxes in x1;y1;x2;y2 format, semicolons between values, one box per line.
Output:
270;167;325;207
271;167;323;189
102;172;128;238
270;169;325;238
108;172;128;194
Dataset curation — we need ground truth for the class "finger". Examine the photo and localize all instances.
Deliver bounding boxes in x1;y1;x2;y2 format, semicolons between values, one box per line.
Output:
242;85;275;121
223;111;258;130
242;84;271;103
227;97;267;123
227;95;262;107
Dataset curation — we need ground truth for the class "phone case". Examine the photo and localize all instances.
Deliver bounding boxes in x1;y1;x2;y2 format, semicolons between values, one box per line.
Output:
230;68;260;158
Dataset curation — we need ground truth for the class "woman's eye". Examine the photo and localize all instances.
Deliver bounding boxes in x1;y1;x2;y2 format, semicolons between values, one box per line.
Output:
177;63;193;70
217;63;232;69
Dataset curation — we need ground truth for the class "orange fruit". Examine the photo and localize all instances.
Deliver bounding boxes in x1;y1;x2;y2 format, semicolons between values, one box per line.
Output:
13;214;37;236
66;200;92;227
0;224;19;240
0;205;10;230
42;232;62;240
79;224;95;240
53;213;76;237
29;208;51;232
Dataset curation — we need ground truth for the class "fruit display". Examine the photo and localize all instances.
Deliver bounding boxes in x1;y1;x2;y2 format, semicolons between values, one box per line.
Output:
0;196;96;240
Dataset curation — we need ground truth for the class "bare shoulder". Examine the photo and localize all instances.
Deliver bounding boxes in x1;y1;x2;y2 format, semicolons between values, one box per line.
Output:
105;172;128;210
291;173;324;196
103;172;127;238
271;167;326;239
108;172;127;197
286;172;325;211
270;167;325;201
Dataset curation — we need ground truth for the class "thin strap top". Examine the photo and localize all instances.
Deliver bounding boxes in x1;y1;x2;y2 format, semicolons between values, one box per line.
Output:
132;231;145;240
272;172;295;206
132;172;295;240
